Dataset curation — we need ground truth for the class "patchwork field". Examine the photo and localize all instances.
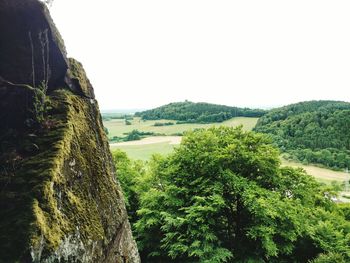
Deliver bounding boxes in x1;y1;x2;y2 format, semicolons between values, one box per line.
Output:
104;117;259;137
111;141;178;160
110;136;181;160
110;136;181;146
106;115;349;200
106;117;258;160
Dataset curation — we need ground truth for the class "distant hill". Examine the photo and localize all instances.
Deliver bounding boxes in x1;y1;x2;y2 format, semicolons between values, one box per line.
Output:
135;101;266;123
254;100;350;170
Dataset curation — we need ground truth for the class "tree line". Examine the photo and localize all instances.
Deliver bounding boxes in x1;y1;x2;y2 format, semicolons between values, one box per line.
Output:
135;101;266;123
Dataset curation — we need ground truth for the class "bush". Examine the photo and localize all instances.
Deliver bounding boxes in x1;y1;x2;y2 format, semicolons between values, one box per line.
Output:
153;122;174;127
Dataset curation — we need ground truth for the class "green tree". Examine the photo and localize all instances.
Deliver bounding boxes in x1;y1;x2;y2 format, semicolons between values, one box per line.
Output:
133;127;350;262
125;129;141;141
113;150;145;223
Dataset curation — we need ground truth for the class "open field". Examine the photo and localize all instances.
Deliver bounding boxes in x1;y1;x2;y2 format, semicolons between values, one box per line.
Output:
104;117;259;138
281;159;349;183
111;141;178;160
110;136;181;146
107;117;257;160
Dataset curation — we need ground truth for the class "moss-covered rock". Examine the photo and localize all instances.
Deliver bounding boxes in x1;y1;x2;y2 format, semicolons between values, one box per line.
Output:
66;58;95;98
0;0;139;262
0;89;140;262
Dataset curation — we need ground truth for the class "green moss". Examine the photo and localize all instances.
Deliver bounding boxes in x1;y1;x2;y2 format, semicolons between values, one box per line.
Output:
0;89;126;261
32;198;66;250
67;58;94;97
66;190;83;211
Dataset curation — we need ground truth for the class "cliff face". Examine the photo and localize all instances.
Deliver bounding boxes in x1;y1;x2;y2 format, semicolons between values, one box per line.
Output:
0;1;139;262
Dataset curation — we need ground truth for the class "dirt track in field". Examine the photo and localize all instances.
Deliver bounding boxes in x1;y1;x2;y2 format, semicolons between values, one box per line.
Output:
110;136;182;146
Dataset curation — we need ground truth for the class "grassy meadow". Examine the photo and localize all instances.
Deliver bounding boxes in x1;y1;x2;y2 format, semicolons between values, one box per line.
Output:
111;141;177;160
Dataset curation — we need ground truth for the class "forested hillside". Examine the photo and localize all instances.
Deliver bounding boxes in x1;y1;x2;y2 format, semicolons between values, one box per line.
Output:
135;101;266;123
254;101;350;170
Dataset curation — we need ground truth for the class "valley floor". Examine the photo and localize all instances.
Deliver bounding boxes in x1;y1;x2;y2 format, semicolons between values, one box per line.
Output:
107;116;257;160
105;116;350;202
110;136;181;146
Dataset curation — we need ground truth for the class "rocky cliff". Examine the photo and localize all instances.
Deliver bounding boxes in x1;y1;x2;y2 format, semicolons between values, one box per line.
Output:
0;0;140;262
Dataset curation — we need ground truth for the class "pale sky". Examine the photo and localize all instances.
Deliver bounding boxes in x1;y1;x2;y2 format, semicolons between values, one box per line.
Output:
50;1;350;110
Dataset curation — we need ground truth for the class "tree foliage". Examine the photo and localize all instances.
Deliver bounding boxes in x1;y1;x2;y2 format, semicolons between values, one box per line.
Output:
254;100;350;169
113;150;147;224
114;127;350;262
135;101;266;123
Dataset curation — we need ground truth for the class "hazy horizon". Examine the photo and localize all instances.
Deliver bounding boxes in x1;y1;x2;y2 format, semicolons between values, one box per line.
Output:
50;1;350;110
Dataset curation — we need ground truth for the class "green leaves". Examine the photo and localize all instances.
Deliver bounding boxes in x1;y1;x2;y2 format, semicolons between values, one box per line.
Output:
114;127;350;262
255;100;350;169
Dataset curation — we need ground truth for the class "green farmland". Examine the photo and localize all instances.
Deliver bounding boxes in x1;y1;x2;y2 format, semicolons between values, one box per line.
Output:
111;140;177;160
104;117;259;137
106;116;258;160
